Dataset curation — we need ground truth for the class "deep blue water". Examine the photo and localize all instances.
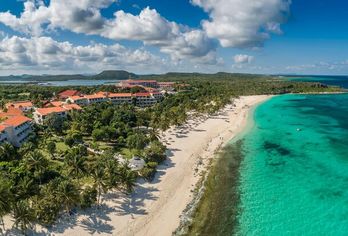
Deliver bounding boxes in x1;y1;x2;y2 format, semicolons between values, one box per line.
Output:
288;76;348;89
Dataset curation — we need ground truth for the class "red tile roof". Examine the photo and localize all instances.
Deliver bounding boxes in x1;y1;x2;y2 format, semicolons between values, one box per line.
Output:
69;96;87;101
58;90;80;98
36;107;67;116
135;92;151;97
108;93;132;98
49;101;64;107
3;115;31;127
6;101;33;109
62;104;82;111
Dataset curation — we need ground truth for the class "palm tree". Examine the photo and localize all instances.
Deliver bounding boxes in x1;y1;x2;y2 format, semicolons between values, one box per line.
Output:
0;177;13;233
12;200;34;234
65;154;86;181
23;151;48;185
91;163;109;206
55;180;80;214
18;142;35;156
0;143;16;162
118;163;137;193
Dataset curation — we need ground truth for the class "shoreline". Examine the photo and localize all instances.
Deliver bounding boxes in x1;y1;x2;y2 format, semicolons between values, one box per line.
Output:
3;95;272;236
175;95;273;235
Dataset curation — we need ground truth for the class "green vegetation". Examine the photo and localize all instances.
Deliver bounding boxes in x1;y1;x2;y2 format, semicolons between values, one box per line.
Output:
0;73;343;234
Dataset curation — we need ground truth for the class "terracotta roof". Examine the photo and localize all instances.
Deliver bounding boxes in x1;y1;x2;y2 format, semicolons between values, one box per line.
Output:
3;115;31;127
6;101;33;109
62;104;82;111
135;92;151;97
50;101;64;107
84;94;106;99
4;107;23;116
36;107;67;116
69;96;87;101
58;90;80;97
108;93;132;98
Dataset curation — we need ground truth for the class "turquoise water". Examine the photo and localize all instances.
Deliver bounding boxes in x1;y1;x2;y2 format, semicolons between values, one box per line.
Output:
237;94;348;235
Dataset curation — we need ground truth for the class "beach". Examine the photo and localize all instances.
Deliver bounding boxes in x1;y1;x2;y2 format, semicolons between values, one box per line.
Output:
3;95;271;236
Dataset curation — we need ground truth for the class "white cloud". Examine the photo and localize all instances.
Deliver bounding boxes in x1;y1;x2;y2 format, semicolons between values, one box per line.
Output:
0;2;218;63
191;0;291;48
0;35;163;73
234;54;254;64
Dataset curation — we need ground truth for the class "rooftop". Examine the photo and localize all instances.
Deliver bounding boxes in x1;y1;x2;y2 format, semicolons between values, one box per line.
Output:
62;104;82;111
84;94;107;99
108;93;132;98
2;115;32;127
58;90;80;97
36;107;67;116
6;101;33;108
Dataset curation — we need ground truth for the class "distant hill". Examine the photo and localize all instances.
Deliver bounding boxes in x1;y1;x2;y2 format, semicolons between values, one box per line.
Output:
0;70;138;82
91;70;138;80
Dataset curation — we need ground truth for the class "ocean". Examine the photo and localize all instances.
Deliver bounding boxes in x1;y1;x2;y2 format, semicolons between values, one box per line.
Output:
186;92;348;236
237;94;348;235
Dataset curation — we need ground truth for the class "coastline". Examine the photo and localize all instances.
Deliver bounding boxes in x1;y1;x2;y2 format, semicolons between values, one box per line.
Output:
175;95;273;235
3;95;272;236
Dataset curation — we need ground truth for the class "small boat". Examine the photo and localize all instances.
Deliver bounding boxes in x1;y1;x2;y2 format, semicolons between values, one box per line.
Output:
297;128;301;132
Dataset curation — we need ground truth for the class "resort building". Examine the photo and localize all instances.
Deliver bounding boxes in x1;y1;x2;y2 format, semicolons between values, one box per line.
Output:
33;107;68;125
107;93;133;105
158;82;176;91
84;94;108;104
0;111;33;147
58;90;81;100
66;96;89;106
119;79;159;88
0;125;9;144
44;101;64;108
134;92;158;107
5;101;34;112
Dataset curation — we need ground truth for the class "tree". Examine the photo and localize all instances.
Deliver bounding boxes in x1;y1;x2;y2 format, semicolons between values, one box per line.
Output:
45;113;65;134
91;162;109;206
80;186;97;209
46;141;56;158
55;180;80;214
144;141;167;163
64;152;86;181
12;200;34;234
126;133;147;149
22;150;48;185
92;128;104;141
0;142;16;162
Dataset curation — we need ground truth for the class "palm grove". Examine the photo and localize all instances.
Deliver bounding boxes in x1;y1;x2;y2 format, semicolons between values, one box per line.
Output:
0;74;342;234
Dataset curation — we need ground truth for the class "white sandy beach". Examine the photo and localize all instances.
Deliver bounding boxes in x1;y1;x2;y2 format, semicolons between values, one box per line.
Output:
4;95;271;236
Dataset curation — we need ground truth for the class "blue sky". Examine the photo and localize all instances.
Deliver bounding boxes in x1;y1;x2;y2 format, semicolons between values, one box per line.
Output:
0;0;347;75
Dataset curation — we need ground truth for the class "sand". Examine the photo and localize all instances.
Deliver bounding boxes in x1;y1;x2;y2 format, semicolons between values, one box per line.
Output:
3;95;271;236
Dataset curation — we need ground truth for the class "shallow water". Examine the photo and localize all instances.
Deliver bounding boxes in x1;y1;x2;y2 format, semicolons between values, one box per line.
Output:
237;94;348;235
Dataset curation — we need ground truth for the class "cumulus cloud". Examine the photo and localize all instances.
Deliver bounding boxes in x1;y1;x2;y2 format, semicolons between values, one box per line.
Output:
191;0;291;48
0;35;162;72
234;54;254;64
0;1;217;63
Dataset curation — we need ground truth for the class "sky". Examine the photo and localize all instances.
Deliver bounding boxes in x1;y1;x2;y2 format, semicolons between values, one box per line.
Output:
0;0;347;75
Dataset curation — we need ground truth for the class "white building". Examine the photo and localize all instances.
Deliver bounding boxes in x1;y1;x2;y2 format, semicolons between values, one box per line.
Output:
66;96;89;106
84;94;108;104
107;93;133;105
134;93;158;107
0;115;33;147
33;107;68;125
5;101;34;112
